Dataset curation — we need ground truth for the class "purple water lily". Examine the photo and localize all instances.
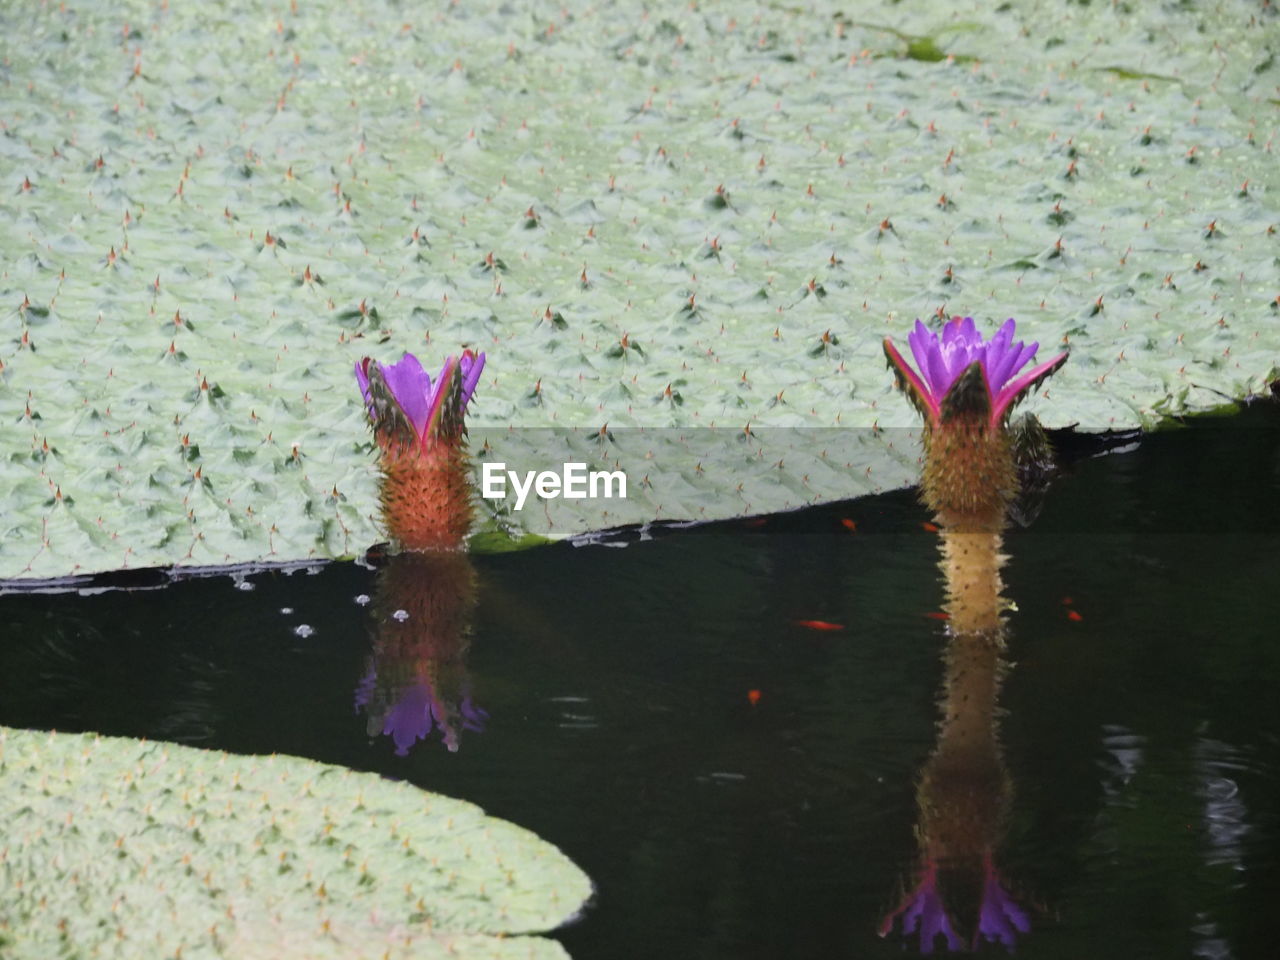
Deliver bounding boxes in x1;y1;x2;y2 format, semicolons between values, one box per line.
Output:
884;318;1066;428
355;350;485;447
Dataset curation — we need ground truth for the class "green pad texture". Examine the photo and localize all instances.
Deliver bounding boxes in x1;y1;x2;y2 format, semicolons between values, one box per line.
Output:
1;0;1276;577
0;725;592;959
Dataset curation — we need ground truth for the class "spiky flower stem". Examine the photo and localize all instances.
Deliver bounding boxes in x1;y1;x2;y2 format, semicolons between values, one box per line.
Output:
912;616;1013;947
922;419;1016;532
376;437;473;552
916;358;1020;531
357;351;484;553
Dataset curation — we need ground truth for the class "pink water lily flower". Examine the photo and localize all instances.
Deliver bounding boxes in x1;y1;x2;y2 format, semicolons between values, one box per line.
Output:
884;318;1066;428
355;350;485;447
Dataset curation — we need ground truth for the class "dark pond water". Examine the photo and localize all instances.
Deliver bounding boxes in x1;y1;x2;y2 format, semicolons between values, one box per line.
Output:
3;403;1279;959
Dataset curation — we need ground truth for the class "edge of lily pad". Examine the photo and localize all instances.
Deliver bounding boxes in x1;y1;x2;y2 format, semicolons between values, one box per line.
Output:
3;390;1275;595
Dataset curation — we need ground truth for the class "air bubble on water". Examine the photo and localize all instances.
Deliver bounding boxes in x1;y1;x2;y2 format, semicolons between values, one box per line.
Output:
234;579;254;591
280;606;294;615
354;594;371;606
294;624;314;638
392;609;410;621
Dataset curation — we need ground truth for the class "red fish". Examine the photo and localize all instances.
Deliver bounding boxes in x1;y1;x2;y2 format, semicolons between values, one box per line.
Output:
747;689;762;706
794;619;844;631
921;521;940;533
841;518;857;532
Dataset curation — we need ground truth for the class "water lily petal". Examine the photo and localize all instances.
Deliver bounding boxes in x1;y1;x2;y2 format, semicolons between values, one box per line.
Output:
1009;340;1041;382
890;317;1067;430
354;358;372;406
984;327;1026;391
459;350;486;407
885;336;942;422
943;315;976;348
991;350;1069;425
926;339;954;401
980;320;1014;381
909;320;942;396
379;353;435;439
422;354;460;440
942;317;983;384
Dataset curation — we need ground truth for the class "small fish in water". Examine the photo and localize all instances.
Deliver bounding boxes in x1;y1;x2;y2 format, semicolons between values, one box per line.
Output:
841;517;857;532
794;619;844;632
747;689;762;706
1067;610;1083;622
921;521;940;533
923;611;950;621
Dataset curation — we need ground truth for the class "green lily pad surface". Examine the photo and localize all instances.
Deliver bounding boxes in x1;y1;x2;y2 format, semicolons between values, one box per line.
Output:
1;0;1276;577
0;726;591;959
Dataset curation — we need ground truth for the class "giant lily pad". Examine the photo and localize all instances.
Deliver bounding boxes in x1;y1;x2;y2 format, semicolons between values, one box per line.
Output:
0;0;1276;578
0;725;591;959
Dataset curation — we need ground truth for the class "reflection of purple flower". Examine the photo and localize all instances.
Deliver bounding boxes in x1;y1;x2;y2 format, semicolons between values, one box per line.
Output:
880;857;1029;953
353;665;377;711
880;860;964;954
382;679;436;757
355;350;485;446
884;318;1066;427
979;857;1031;948
459;696;490;733
360;673;489;756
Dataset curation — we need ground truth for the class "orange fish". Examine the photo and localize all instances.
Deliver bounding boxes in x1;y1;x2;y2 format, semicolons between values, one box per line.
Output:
747;689;762;706
841;518;857;532
923;611;950;620
921;521;940;533
794;619;844;631
1067;610;1083;622
743;517;768;528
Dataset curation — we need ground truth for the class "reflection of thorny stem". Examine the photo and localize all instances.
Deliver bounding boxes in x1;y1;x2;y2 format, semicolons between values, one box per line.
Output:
924;533;1008;861
924;532;1010;924
938;532;1006;636
356;552;484;755
882;532;1028;951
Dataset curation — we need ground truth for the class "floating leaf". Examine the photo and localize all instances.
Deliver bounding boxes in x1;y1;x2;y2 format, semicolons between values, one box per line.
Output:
0;726;591;959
